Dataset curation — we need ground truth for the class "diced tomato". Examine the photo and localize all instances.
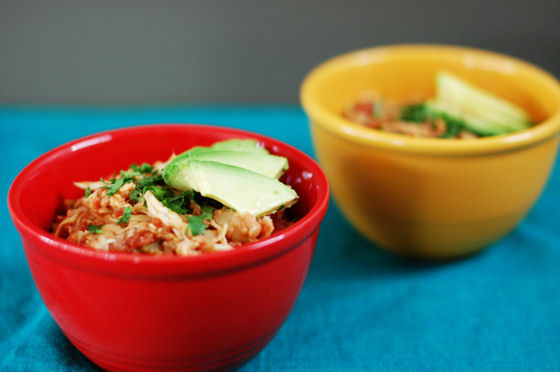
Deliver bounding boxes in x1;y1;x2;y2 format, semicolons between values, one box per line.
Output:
124;230;156;250
353;100;374;115
79;221;90;231
151;217;163;228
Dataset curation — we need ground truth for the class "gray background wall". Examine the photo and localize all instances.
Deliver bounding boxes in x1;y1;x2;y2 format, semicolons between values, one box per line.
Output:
1;0;559;104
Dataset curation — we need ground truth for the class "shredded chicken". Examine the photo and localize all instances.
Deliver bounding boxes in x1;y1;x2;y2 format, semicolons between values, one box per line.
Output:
52;160;291;255
213;209;274;243
144;191;184;230
344;97;479;139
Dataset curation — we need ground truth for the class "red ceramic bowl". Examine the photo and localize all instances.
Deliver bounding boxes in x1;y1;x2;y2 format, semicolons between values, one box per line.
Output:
8;124;329;371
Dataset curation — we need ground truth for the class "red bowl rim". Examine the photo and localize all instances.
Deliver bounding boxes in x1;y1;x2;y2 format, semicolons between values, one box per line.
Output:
8;124;330;277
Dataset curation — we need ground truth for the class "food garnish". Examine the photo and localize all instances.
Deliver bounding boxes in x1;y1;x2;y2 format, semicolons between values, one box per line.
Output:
87;223;104;234
52;139;298;255
117;206;132;225
344;71;532;139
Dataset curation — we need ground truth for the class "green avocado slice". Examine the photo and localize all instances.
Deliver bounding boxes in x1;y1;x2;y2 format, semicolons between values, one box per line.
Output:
434;71;531;134
424;99;512;136
209;139;269;153
164;160;298;217
165;147;288;179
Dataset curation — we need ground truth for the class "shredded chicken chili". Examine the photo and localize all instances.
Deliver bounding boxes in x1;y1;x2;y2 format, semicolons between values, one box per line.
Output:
343;96;478;139
52;158;293;255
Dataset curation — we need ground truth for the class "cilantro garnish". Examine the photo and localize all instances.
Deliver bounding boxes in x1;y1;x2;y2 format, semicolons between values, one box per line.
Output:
130;163;153;174
106;178;125;196
162;191;193;214
438;113;463;138
104;170;140;197
201;205;214;220
187;216;206;236
401;103;429;122
87;223;104;234
136;174;163;190
117;206;133;225
85;186;91;197
96;162;222;229
120;170;139;179
186;205;214;236
129;188;140;202
400;103;466;138
141;163;154;173
145;185;170;200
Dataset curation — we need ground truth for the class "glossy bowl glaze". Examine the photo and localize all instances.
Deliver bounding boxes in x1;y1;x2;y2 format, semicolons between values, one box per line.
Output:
8;124;329;371
301;44;560;259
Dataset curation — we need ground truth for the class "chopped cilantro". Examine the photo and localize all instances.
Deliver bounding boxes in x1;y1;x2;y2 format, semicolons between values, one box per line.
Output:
186;205;214;236
93;163;215;225
201;205;214;220
436;113;464;138
162;191;193;214
401;103;429;122
87;223;104;234
105;169;162;199
120;170;140;179
401;103;467;138
106;178;125;196
85;186;91;197
129;188;140;202
136;174;163;190
185;189;196;201
117;206;133;225
131;163;153;174
145;185;170;200
141;163;154;173
143;185;194;215
187;216;206;236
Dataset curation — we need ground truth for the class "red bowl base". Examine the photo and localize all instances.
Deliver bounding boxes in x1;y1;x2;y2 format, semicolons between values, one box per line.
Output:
68;330;277;372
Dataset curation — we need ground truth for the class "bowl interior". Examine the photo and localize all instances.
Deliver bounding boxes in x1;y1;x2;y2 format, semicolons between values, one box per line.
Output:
9;124;328;265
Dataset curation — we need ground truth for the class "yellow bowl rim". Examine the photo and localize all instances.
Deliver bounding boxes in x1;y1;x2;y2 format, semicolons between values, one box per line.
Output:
300;44;560;155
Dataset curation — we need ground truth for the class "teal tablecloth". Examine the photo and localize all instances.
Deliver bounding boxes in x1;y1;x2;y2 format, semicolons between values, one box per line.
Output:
1;106;559;371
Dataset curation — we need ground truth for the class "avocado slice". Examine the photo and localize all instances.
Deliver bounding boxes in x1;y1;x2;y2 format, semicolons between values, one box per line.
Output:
209;139;268;153
432;71;531;135
165;147;288;179
424;99;512;136
164;160;298;217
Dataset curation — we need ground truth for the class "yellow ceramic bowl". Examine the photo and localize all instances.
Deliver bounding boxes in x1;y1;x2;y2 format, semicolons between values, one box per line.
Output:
301;44;560;259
